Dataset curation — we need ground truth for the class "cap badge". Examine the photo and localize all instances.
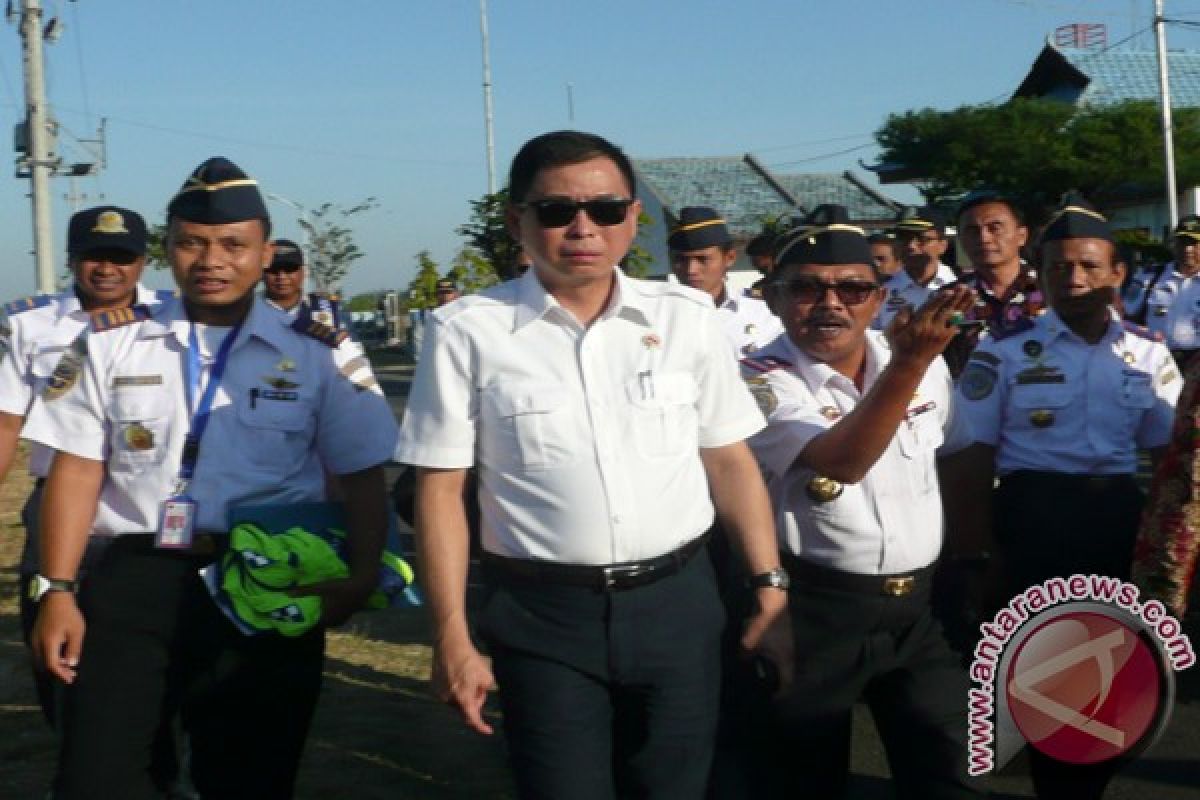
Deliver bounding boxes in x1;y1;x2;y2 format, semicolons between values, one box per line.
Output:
92;210;129;234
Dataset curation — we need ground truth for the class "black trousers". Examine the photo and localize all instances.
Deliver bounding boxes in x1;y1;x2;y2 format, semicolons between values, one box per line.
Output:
993;472;1143;800
53;537;325;800
755;577;980;800
478;547;724;800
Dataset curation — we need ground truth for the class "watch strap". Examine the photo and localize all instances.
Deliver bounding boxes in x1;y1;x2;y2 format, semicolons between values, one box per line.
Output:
747;566;790;591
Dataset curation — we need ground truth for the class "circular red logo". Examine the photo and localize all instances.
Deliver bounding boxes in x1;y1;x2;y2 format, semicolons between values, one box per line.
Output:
1005;611;1163;765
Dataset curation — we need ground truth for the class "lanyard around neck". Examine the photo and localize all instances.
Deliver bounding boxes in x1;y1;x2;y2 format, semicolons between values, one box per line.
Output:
179;321;242;482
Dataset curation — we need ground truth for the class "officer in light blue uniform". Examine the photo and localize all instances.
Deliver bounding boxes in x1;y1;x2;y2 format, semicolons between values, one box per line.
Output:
956;199;1182;800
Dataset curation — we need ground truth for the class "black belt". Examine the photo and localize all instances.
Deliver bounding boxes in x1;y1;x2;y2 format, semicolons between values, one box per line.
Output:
110;532;227;557
1000;470;1136;494
782;553;933;598
482;534;709;592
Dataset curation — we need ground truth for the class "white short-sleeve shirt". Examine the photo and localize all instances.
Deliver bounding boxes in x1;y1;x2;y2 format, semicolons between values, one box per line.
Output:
715;285;784;357
957;310;1182;475
393;267;765;565
21;296;398;535
744;330;969;575
0;285;172;477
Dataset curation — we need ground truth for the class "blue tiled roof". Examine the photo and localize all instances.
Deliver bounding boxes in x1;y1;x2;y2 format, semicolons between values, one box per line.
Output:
1021;44;1200;107
774;173;898;222
634;157;795;236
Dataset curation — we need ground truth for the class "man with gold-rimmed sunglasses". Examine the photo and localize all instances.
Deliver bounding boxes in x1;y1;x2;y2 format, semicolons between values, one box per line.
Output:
739;207;982;798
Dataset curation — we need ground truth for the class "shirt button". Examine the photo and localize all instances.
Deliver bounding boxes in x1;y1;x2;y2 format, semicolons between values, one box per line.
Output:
612;515;622;524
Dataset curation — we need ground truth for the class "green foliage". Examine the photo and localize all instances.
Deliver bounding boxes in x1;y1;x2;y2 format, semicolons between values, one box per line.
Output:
297;197;379;292
345;292;385;312
405;250;442;310
449;248;500;293
621;210;655;278
457;188;520;280
875;99;1200;224
1113;229;1172;266
146;223;169;269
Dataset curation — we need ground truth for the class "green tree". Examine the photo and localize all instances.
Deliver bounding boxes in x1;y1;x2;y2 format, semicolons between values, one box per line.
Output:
457;188;520;280
621;210;655;278
406;250;442;310
448;247;501;293
875;99;1200;223
146;223;169;269
345;291;385;312
297;197;379;292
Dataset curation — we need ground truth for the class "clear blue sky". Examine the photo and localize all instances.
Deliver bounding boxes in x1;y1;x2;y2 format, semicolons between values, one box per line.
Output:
2;0;1200;300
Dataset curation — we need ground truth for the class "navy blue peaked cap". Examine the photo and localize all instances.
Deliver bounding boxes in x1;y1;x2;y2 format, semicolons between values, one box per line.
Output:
168;157;270;225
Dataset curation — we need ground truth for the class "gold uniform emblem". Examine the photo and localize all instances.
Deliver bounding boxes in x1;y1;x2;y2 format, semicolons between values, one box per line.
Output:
275;358;297;373
1029;409;1055;428
92;210;129;234
264;375;300;390
123;422;155;450
806;475;843;503
750;385;778;415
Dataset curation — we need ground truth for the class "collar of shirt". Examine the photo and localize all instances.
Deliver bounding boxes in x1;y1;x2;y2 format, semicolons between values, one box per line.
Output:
717;282;741;311
512;265;653;331
1038;307;1123;348
137;295;289;354
779;329;886;399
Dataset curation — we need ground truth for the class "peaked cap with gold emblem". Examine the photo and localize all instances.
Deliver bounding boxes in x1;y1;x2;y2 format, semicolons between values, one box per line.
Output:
67;205;147;257
167;156;270;226
774;203;873;267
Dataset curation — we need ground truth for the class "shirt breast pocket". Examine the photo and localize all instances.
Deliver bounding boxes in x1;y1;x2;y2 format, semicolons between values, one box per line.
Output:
29;346;67;394
897;411;944;459
624;372;699;460
236;391;314;470
1010;385;1071;430
488;383;577;471
110;392;173;470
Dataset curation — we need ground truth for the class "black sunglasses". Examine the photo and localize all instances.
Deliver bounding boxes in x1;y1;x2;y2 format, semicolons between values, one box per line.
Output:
522;198;632;228
770;278;880;306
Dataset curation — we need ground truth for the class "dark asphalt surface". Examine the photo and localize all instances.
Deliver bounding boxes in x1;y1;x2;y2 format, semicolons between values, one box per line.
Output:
375;355;1200;799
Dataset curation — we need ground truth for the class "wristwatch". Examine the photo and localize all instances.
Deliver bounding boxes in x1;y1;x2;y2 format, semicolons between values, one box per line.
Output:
28;575;78;602
747;566;790;591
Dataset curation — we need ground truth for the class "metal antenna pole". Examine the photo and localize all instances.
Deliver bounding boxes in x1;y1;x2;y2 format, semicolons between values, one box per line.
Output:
480;0;496;195
19;0;56;293
1155;0;1179;227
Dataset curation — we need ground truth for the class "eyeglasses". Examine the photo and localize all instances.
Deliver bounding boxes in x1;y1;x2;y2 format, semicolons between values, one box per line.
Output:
522;198;632;228
896;231;943;245
770;278;880;305
265;264;302;274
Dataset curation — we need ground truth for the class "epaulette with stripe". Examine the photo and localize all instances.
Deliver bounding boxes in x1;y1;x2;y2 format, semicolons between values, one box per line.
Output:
990;316;1035;342
291;315;348;348
4;295;53;316
1121;320;1164;343
740;355;792;374
90;305;153;333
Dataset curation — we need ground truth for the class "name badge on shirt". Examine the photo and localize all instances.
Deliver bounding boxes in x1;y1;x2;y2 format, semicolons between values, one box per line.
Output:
157;495;196;549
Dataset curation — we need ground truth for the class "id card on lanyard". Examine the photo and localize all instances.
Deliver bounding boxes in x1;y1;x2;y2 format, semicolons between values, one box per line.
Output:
157;321;242;549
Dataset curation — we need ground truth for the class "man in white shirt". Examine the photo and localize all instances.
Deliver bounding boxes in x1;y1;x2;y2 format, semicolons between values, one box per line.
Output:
395;131;791;799
743;213;981;798
669;206;783;356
